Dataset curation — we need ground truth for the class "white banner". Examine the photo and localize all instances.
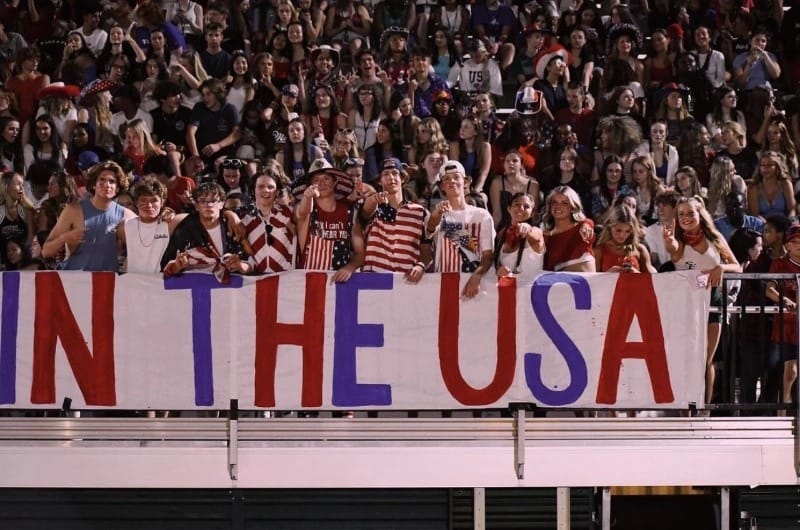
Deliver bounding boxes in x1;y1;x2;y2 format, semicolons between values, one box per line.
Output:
0;270;708;409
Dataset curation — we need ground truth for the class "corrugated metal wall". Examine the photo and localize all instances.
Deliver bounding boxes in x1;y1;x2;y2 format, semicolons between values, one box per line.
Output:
0;488;595;529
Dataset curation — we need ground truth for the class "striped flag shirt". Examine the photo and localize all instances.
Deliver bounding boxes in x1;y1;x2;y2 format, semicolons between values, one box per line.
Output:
363;202;428;273
242;204;296;274
301;201;355;271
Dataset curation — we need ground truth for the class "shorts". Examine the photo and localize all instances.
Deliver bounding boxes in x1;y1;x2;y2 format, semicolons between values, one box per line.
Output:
770;342;800;363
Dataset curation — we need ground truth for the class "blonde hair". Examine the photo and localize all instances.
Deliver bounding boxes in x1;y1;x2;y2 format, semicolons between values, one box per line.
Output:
753;150;791;183
125;119;164;158
541;185;586;231
0;171;33;211
707;156;736;215
276;0;299;21
42;93;75;118
596;204;642;249
723;121;747;149
413;117;448;164
84;93;114;151
674;196;733;262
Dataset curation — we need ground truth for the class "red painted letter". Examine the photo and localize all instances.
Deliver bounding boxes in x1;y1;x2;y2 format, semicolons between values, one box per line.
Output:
254;273;327;407
438;274;516;405
31;272;117;405
596;274;674;404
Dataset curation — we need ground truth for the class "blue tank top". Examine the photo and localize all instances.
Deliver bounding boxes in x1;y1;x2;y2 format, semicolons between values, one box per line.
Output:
462;151;477;180
62;198;125;271
655;157;668;181
292;159;305;182
757;183;788;217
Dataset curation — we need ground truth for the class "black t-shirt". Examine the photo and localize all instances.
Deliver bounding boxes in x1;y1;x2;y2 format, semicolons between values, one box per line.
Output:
190;102;240;156
150;106;192;147
723;147;758;182
200;49;233;80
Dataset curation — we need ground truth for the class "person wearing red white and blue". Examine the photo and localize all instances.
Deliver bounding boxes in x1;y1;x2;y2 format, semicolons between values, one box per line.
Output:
361;158;431;282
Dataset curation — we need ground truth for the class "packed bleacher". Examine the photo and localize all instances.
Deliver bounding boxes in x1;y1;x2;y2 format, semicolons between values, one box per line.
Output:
0;0;797;413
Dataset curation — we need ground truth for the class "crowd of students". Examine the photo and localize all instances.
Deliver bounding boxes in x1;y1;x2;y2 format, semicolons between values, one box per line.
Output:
0;0;798;410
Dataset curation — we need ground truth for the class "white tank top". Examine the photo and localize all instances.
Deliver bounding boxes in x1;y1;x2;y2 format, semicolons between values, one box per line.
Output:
226;85;248;116
674;241;721;271
498;244;544;286
124;218;170;273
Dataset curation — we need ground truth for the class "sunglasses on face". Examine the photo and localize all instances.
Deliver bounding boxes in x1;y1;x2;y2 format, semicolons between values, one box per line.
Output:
221;158;245;169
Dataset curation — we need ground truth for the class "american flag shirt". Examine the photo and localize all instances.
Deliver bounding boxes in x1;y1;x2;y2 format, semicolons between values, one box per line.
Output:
429;205;495;273
240;203;296;274
363;201;429;273
301;201;356;271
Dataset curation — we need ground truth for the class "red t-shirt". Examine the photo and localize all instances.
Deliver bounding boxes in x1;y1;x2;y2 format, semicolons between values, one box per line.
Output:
544;219;595;271
768;257;799;345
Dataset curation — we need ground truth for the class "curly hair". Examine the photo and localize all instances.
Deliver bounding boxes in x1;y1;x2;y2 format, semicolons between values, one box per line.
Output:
86;160;130;195
597;115;642;157
412;117;448;165
753;150;791;183
131;176;167;202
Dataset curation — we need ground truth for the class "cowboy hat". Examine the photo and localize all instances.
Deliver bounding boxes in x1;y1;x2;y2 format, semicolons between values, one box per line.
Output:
79;78;118;105
534;44;570;80
379;26;410;51
310;44;341;70
607;23;643;50
290;158;354;202
38;82;80;100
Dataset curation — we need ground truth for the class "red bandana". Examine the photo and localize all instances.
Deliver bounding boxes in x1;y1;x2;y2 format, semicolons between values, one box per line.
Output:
504;224;521;248
682;228;705;247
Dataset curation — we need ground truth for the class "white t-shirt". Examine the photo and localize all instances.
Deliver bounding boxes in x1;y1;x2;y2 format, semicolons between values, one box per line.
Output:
111;109;155;139
447;59;503;96
124;218;171;273
428;204;495;273
79;27;109;58
644;222;670;269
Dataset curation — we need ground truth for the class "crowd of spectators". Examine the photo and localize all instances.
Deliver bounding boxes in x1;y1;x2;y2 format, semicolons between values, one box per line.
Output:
0;0;798;412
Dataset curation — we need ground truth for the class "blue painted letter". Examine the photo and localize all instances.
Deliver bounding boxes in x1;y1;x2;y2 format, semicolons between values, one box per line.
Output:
164;274;243;406
524;273;590;406
0;272;19;404
332;273;393;407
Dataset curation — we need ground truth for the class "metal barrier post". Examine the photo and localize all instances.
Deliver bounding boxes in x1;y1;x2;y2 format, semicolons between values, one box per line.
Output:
556;487;570;530
794;275;800;478
228;399;238;481
473;487;485;530
720;487;730;530
601;487;612;530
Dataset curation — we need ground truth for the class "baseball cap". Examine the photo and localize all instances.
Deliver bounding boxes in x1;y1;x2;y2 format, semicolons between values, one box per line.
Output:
786;224;800;243
77;151;101;171
440;160;465;177
381;158;403;171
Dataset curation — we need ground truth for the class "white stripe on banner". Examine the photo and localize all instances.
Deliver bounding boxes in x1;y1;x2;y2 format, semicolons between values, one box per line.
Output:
0;270;708;410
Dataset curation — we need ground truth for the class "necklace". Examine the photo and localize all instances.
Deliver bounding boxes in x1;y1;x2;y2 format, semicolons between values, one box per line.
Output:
136;219;161;248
